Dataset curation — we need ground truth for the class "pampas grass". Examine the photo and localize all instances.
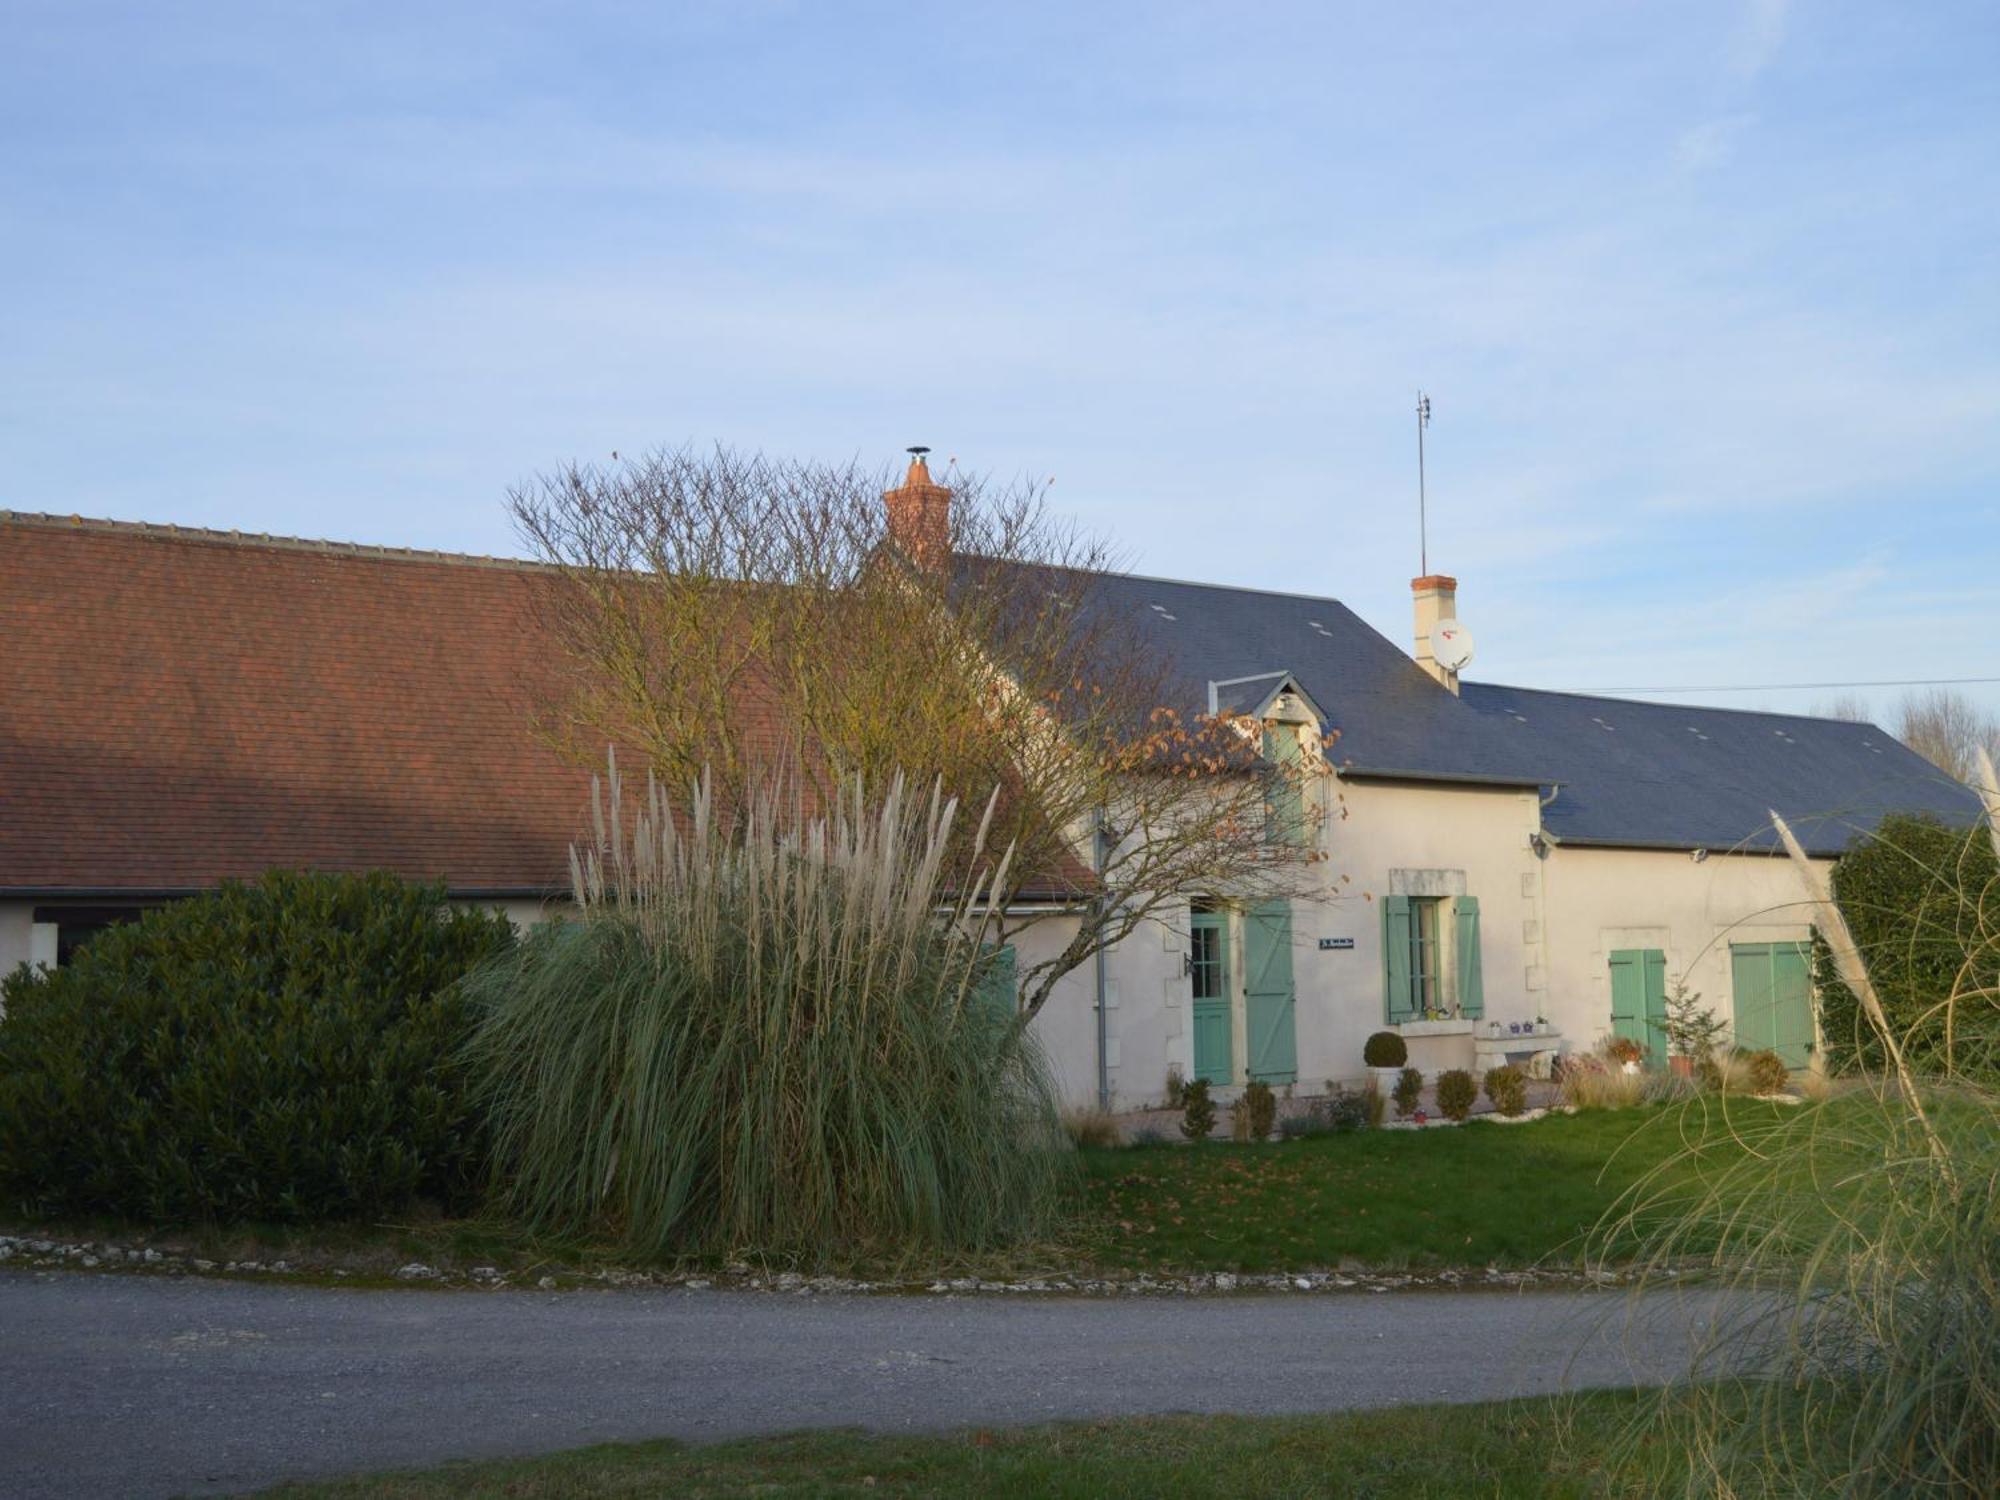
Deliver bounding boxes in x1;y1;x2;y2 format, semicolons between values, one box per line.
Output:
1588;783;2000;1497
461;752;1068;1262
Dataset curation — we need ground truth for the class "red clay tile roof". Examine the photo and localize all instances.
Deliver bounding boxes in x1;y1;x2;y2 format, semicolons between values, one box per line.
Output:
1;513;1095;900
2;514;592;895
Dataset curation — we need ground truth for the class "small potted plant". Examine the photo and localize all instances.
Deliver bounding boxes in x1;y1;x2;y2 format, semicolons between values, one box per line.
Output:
1363;1029;1408;1092
1606;1036;1644;1074
1661;980;1726;1083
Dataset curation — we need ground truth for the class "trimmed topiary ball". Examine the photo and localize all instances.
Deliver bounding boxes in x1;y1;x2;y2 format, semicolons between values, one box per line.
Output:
1363;1030;1408;1068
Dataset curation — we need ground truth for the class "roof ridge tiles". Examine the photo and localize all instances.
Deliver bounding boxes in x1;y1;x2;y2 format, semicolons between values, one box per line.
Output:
0;510;547;573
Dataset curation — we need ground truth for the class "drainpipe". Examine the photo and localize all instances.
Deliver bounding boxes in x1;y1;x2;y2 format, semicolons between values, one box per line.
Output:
1093;808;1111;1112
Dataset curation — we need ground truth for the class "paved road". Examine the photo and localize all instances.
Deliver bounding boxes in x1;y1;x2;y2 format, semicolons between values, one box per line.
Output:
0;1270;1732;1499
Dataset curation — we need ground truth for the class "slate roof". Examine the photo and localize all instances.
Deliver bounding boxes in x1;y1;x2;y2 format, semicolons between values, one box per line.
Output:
1459;684;1981;856
1073;568;1983;857
1072;570;1554;787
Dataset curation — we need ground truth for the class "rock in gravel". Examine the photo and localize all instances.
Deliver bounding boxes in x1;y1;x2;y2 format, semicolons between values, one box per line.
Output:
394;1263;438;1282
537;1275;558;1290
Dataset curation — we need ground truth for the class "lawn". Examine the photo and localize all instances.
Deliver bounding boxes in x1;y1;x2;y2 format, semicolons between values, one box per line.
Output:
1069;1100;1792;1272
264;1390;1686;1498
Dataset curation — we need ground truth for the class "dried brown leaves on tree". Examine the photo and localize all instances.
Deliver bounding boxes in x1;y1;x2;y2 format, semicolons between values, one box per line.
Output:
511;445;1327;1019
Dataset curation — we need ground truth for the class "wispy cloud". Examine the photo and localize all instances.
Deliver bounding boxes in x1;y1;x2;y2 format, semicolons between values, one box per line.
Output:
1728;0;1793;79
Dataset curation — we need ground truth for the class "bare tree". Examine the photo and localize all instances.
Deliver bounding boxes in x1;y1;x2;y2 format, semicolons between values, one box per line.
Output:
1814;692;1873;724
510;445;1327;1020
1896;688;2000;784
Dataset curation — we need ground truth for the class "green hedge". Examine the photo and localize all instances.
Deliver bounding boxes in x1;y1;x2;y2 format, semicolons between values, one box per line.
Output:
0;871;514;1223
1813;813;1998;1080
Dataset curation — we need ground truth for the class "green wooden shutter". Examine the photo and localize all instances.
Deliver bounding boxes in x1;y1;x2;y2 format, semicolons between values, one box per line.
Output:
1610;947;1670;1061
1642;950;1669;1059
1382;895;1415;1022
1452;896;1484;1019
976;943;1018;1022
1265;723;1307;846
1244;899;1298;1083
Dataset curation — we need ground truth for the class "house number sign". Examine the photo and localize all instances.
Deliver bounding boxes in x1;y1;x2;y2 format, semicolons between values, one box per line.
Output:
1318;937;1355;951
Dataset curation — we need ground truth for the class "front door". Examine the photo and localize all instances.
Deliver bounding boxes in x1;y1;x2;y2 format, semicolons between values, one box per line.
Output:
1189;906;1233;1085
1730;941;1815;1069
1244;899;1299;1083
1608;948;1669;1064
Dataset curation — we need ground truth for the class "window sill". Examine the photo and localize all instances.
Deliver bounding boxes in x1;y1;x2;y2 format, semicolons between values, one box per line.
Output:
1393;1019;1476;1038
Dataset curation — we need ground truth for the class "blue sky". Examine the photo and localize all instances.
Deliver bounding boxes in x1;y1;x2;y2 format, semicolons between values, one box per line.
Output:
6;1;1997;723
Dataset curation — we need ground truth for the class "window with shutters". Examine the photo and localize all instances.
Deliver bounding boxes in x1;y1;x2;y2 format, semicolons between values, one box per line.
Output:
1409;897;1444;1012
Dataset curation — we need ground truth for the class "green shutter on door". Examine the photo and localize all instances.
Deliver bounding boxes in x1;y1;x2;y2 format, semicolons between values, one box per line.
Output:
1609;948;1668;1062
1732;941;1814;1068
1191;910;1233;1086
1244;898;1298;1083
1452;896;1484;1019
1382;895;1415;1022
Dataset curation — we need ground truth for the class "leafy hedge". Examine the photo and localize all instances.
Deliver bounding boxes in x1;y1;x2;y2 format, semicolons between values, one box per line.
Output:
1813;813;1998;1080
0;871;514;1223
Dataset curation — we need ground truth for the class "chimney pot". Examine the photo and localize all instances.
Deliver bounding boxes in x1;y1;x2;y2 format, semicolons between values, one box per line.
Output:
884;447;952;572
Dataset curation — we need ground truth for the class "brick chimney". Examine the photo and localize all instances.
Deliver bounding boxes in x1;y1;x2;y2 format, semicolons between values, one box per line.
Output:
883;446;951;572
1411;574;1460;692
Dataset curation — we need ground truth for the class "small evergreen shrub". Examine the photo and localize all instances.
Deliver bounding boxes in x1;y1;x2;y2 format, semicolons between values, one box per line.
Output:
1180;1077;1216;1140
1483;1064;1528;1116
1241;1079;1277;1141
1435;1068;1478;1122
1745;1049;1791;1095
0;871;514;1223
1392;1066;1424;1119
1163;1067;1186;1110
1363;1030;1408;1068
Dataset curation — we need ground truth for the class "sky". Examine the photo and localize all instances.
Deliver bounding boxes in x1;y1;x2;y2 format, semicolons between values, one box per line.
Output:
5;1;1997;725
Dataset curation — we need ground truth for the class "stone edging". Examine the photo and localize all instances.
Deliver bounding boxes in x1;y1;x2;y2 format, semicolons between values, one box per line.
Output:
0;1232;1647;1297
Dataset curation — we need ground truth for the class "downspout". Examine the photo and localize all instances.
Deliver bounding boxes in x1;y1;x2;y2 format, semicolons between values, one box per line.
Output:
1093;807;1111;1112
1535;786;1559;1015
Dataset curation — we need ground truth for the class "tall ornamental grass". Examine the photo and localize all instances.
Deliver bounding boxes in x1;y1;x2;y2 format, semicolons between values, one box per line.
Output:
1594;750;2000;1498
461;754;1068;1261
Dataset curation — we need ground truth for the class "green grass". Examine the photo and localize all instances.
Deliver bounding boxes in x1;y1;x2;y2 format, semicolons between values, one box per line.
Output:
1071;1101;1791;1272
12;1102;1796;1283
263;1390;1694;1498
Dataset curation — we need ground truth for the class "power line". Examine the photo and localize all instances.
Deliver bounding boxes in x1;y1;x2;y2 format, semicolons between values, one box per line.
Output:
1580;675;2000;696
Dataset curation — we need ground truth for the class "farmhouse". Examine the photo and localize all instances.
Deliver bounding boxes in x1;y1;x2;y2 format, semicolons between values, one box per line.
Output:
1;480;1978;1110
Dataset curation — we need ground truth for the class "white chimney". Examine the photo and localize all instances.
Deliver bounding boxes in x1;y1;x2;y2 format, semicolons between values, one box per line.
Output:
1411;573;1461;693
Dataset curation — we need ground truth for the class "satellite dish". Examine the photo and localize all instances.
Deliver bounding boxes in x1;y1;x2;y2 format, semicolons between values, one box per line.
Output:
1430;619;1475;672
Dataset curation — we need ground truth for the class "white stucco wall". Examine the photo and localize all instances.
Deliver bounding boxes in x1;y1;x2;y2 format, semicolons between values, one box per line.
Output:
1537;845;1821;1055
0;903;39;981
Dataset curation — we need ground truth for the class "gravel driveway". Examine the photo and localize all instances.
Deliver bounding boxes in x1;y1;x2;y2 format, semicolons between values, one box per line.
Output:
0;1269;1731;1499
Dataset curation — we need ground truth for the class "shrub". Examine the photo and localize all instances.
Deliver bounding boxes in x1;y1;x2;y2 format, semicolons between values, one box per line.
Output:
1560;1055;1646;1111
464;762;1067;1260
1323;1088;1371;1132
1435;1069;1477;1121
1063;1108;1121;1150
1392;1066;1424;1119
1240;1079;1277;1141
1180;1077;1216;1141
1126;1126;1170;1148
1744;1048;1791;1095
1812;811;1998;1081
1661;980;1726;1073
0;870;513;1223
1362;1081;1387;1129
1363;1030;1408;1068
1605;1036;1644;1067
1483;1064;1528;1116
1163;1067;1186;1110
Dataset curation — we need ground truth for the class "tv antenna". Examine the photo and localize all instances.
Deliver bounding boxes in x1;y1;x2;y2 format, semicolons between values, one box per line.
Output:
1415;391;1433;575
